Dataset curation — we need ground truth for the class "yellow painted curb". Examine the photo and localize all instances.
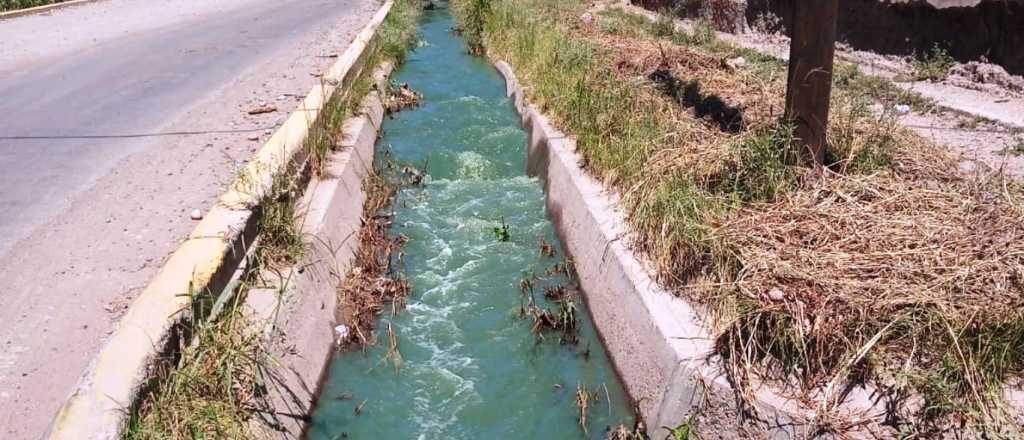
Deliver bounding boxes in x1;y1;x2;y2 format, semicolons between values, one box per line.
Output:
43;1;396;439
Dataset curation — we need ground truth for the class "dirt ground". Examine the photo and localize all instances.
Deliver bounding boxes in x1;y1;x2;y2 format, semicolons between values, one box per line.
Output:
619;0;1024;179
0;0;380;437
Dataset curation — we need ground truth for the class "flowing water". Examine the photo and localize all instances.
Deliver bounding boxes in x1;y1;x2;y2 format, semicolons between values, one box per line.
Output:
307;7;634;439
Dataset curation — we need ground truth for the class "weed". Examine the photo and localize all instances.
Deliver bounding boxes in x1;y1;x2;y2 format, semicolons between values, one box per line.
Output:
538;238;556;257
492;218;511;242
596;8;651;38
605;424;648;440
254;163;306;269
453;0;491;54
0;0;64;12
717;123;798;200
543;284;568;301
650;11;675;38
914;44;956;81
999;139;1024;157
956;115;985;131
690;19;717;47
375;322;404;372
124;296;269;440
666;417;700;440
575;383;599;435
527;297;580;345
383;82;423;113
833;62;934;111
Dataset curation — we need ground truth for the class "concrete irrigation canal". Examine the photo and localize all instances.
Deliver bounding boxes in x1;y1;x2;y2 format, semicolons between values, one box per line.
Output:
307;6;635;439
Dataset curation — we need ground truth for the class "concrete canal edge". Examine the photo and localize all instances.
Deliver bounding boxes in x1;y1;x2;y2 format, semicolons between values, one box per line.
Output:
43;2;396;438
244;63;392;439
493;59;833;438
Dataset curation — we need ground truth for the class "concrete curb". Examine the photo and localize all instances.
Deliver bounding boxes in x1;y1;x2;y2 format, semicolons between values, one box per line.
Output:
43;2;395;439
244;63;392;439
0;0;104;20
493;59;859;438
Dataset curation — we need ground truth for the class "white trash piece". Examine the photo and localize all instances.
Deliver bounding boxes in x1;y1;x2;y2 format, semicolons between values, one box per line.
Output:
894;104;911;115
334;325;350;345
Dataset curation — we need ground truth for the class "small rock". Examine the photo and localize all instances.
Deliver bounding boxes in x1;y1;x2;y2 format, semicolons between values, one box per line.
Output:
767;287;785;301
580;12;594;25
894;104;911;115
264;129;273;135
247;105;277;115
726;57;747;70
247;134;261;141
190;209;203;220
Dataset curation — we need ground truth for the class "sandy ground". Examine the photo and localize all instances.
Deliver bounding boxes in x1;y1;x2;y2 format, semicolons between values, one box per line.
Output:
0;0;379;437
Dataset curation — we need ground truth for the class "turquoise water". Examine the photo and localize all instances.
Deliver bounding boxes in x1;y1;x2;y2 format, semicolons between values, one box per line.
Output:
307;7;634;440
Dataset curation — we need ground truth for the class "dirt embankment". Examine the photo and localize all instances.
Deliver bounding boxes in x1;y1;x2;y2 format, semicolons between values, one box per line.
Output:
633;0;1024;75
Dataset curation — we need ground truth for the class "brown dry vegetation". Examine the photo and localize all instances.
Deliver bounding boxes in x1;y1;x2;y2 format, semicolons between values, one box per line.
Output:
456;0;1024;436
334;165;410;349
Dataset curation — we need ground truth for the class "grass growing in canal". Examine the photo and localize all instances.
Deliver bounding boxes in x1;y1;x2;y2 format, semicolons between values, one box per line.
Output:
455;0;1024;436
254;162;307;268
124;295;269;440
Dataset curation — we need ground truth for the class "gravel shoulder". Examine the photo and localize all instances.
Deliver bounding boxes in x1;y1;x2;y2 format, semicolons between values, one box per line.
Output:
0;0;379;437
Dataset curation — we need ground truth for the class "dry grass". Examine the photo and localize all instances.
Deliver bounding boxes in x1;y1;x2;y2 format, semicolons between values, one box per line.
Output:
334;163;411;349
456;0;1024;435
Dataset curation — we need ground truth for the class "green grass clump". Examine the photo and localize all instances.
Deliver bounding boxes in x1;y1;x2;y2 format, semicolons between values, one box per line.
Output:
914;43;956;81
717;124;799;201
454;0;491;54
650;11;676;38
1000;139;1024;157
124;300;268;440
596;7;652;38
689;18;718;47
833;62;933;112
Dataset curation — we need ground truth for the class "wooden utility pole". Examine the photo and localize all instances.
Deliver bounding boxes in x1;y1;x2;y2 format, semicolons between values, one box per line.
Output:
783;0;839;167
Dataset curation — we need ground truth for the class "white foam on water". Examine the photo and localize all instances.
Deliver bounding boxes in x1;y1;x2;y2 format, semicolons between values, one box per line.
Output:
455;95;484;104
455;151;493;179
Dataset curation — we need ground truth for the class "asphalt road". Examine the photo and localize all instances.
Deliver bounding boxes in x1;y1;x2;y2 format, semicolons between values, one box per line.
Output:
0;0;377;437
